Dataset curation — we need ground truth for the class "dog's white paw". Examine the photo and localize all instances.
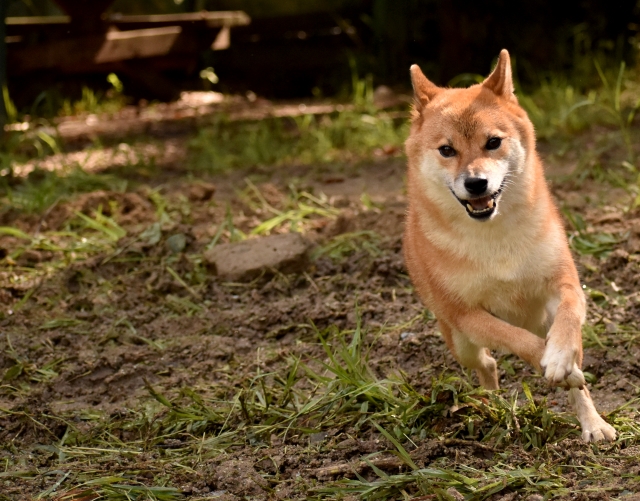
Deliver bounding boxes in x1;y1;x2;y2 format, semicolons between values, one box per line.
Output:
581;414;617;443
540;345;585;388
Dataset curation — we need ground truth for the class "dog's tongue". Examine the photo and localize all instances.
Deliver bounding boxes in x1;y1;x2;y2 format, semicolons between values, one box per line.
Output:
469;196;492;210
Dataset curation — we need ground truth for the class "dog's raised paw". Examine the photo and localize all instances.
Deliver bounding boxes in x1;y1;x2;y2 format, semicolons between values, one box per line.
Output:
564;367;586;389
540;348;585;388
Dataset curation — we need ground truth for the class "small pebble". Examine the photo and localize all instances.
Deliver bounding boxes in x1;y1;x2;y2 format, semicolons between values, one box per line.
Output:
166;233;186;253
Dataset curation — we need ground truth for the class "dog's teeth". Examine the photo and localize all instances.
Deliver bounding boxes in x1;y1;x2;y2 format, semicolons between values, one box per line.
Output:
488;199;494;208
466;204;474;212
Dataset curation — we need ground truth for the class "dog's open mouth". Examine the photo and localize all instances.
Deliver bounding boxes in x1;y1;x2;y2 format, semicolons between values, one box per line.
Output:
454;189;503;220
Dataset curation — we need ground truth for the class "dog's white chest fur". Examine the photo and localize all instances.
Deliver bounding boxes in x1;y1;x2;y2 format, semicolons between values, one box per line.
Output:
421;200;564;334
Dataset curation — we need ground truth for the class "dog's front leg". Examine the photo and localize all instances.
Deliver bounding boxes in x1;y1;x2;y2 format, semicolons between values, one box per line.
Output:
450;309;546;370
540;283;586;389
541;283;616;442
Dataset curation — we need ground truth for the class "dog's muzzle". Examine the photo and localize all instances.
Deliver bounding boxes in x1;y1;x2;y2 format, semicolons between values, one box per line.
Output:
451;187;503;221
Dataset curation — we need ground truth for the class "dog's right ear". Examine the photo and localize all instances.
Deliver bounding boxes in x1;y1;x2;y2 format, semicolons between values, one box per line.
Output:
410;64;439;113
483;49;515;99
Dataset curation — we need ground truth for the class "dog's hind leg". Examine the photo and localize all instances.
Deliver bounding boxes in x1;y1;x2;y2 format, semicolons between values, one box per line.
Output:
440;321;499;389
568;387;616;442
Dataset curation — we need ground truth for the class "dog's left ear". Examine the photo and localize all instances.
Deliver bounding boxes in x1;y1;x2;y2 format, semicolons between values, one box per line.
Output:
410;64;440;112
483;49;516;100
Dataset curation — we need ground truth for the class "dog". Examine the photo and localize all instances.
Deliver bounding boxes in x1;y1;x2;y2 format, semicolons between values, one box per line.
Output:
403;49;616;442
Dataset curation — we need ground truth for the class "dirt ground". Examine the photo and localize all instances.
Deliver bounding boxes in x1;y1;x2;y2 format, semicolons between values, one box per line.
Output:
1;107;640;500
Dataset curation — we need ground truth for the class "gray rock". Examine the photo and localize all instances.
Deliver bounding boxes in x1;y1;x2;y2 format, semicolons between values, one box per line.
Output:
204;233;310;281
309;431;327;445
166;233;186;253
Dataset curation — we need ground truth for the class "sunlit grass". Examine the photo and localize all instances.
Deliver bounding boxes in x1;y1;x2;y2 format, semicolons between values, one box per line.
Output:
188;110;407;173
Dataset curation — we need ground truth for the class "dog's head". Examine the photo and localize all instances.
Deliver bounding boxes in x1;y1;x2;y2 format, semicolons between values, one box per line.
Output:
406;50;536;222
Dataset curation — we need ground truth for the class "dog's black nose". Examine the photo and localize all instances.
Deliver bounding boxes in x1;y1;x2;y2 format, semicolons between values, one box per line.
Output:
464;177;488;195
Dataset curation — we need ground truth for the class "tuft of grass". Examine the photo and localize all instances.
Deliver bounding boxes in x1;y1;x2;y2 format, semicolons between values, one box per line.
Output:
206;180;342;245
564;210;627;258
249;187;340;236
0;128;62;177
33;73;128;119
313;463;568;500
188;110;407;173
519;77;597;140
1;167;127;214
518;58;640;142
590;61;640;161
0;208;129;314
108;323;580;447
313;230;382;260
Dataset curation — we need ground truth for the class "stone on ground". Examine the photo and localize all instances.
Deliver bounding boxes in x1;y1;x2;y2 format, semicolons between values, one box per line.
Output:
204;233;310;281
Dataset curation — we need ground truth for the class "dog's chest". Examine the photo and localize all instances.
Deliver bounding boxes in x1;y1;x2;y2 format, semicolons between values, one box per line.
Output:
442;229;557;325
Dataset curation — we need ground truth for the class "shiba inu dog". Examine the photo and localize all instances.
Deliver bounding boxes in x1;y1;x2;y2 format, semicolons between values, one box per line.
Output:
403;50;616;442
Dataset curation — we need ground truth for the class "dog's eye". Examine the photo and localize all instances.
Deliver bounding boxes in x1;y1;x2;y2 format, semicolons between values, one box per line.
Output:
438;145;456;158
486;137;502;150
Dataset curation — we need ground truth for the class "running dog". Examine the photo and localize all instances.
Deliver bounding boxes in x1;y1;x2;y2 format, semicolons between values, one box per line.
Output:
403;49;616;442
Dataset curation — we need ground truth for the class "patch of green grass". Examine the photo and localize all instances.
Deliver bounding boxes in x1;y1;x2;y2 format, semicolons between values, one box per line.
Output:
564;210;628;258
0;209;129;312
518;59;640;141
1;167;127;214
313;463;568;500
248;186;340;236
29;73;128;120
590;61;640;162
313;231;382;260
519;77;597;140
180;68;400;175
188;109;407;173
0;128;61;176
516;58;640;192
206;181;342;246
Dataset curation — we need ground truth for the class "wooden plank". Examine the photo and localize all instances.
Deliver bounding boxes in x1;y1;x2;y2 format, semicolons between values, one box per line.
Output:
107;11;250;28
6;15;70;25
212;25;230;50
6;11;250;27
8;26;188;73
6;10;250;75
96;27;182;63
6;11;250;37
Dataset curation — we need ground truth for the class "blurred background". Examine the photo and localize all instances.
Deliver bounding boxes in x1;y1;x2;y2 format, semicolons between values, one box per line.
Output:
1;0;640;184
2;0;639;113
